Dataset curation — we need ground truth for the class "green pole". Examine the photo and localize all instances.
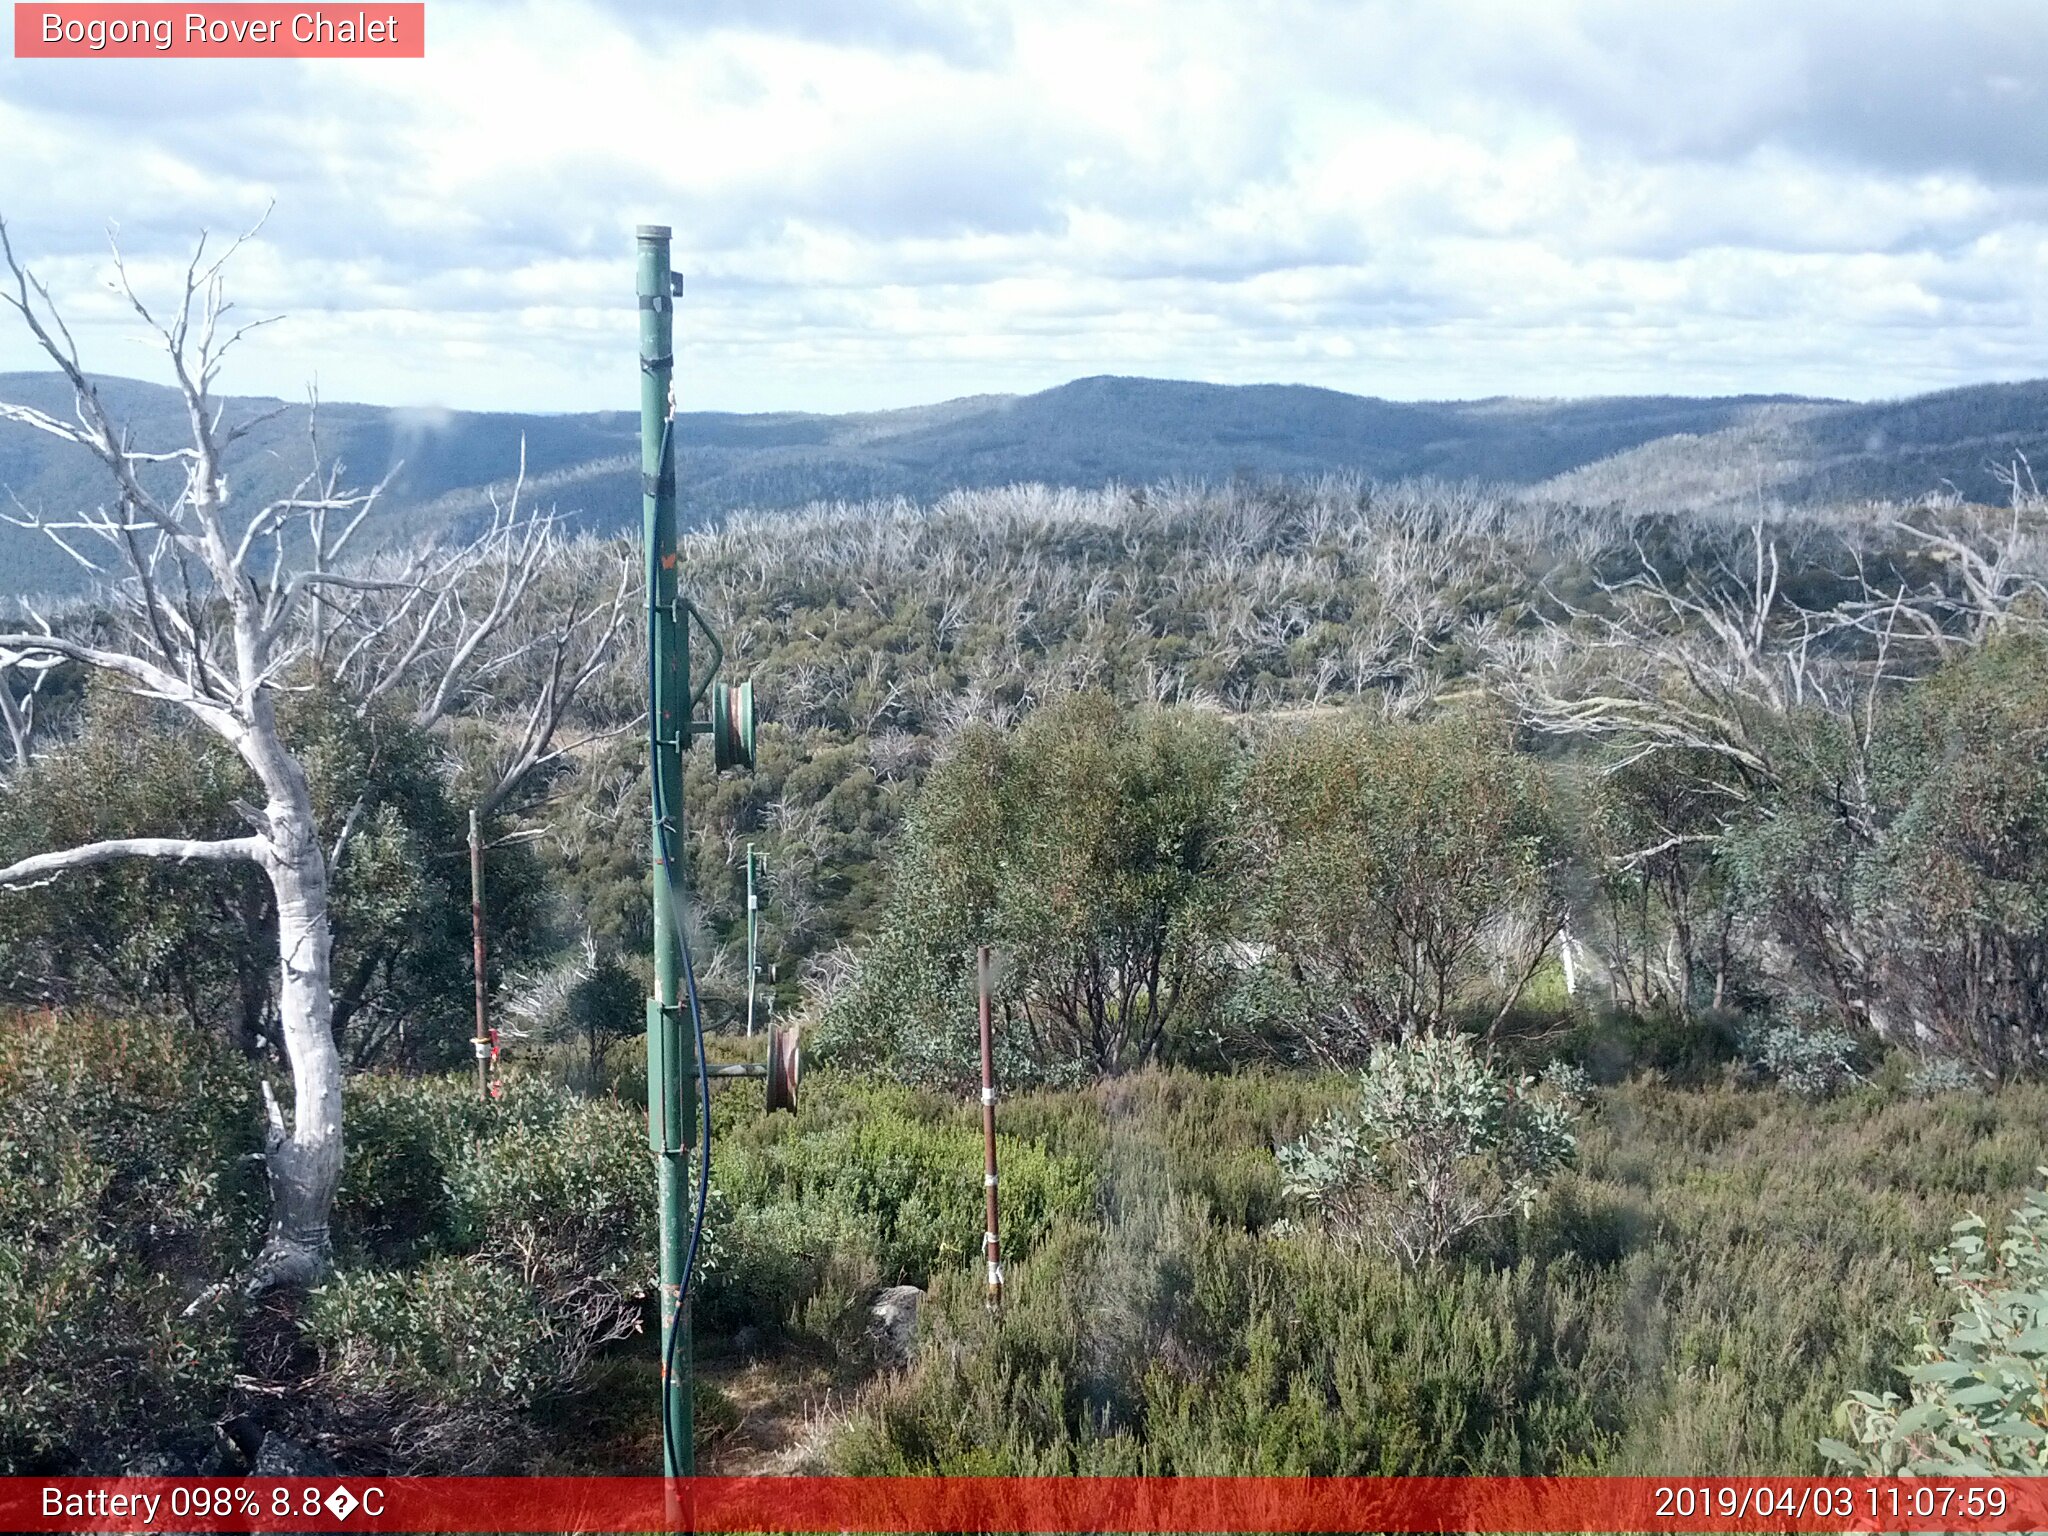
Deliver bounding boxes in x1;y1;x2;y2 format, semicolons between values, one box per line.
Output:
638;223;694;1478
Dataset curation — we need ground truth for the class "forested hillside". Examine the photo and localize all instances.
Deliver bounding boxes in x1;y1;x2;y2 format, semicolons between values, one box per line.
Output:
0;370;1829;601
7;366;1997;601
1540;381;2048;512
13;367;2045;608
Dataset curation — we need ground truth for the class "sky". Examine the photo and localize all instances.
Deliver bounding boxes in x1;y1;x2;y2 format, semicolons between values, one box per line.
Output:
0;0;2044;414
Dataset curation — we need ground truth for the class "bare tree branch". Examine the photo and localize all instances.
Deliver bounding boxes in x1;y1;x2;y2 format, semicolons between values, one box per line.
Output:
0;833;263;888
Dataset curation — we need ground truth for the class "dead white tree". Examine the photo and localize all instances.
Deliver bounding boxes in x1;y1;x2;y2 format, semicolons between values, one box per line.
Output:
316;471;636;824
1501;513;2044;796
0;652;56;768
1488;521;1834;797
1995;451;2045;515
0;218;629;1290
1835;505;2048;660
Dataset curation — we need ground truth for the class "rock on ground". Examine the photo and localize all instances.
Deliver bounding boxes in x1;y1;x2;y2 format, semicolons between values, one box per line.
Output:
866;1284;924;1366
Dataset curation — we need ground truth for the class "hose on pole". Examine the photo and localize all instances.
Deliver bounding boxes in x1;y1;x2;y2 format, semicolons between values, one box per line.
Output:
648;415;713;1479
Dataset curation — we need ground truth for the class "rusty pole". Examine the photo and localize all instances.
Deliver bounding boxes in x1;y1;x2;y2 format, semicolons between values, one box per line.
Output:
745;843;760;1038
468;807;490;1102
977;945;1002;1310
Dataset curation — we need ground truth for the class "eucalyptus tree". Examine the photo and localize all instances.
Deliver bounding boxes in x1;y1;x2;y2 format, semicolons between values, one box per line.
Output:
824;693;1235;1085
0;219;630;1290
1234;713;1563;1060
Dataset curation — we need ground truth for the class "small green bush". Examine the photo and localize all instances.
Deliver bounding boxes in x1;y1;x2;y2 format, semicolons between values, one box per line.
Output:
713;1071;1097;1292
1907;1056;1982;1099
306;1260;556;1406
444;1098;657;1286
301;1258;571;1472
702;1199;876;1338
331;1071;583;1262
1277;1032;1579;1264
1741;1018;1863;1101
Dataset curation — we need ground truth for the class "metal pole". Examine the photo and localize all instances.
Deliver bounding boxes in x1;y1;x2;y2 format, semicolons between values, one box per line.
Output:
745;843;758;1038
978;945;1002;1311
639;223;694;1478
468;807;489;1102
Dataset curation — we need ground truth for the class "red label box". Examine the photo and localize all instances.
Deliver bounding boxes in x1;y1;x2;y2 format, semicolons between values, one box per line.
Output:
14;3;424;57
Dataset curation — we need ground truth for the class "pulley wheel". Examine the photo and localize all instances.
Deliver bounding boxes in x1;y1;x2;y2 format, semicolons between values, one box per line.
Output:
712;678;756;772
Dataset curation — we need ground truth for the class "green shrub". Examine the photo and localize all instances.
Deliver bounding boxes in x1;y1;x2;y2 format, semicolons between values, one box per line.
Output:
1741;1017;1863;1101
301;1259;566;1471
0;1015;640;1475
819;696;1236;1084
444;1098;657;1287
0;1009;257;1472
0;688;267;1047
331;1071;570;1263
1726;638;2048;1076
835;1200;1612;1475
1907;1056;1982;1098
1560;1006;1741;1086
306;1259;556;1406
0;685;551;1067
713;1071;1096;1291
1277;1032;1579;1264
835;1068;2048;1476
1823;1179;2048;1473
302;1073;658;1470
702;1199;876;1338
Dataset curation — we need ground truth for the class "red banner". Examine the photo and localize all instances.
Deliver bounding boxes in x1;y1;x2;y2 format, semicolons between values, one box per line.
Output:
13;4;424;57
4;1476;2046;1533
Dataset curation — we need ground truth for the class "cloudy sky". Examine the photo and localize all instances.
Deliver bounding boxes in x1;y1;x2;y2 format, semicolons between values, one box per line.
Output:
1;0;2044;413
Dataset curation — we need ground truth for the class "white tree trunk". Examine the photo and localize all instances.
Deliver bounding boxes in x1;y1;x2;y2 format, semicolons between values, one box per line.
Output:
241;704;345;1293
250;836;343;1289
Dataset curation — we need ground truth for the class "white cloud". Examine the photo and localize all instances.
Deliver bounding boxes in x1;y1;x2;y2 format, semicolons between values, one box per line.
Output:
0;0;2043;412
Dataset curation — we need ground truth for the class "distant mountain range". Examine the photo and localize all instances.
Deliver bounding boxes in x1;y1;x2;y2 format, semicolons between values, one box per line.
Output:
1;371;2041;599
